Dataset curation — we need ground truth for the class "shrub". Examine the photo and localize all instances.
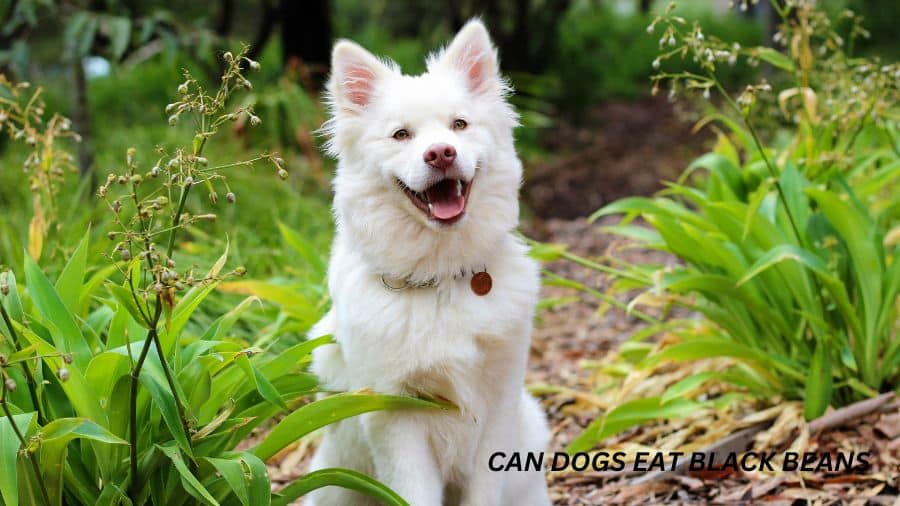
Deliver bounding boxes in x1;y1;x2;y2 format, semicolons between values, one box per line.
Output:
557;1;898;452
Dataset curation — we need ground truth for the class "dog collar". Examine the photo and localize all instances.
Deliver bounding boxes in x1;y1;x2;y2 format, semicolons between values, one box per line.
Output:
380;268;492;296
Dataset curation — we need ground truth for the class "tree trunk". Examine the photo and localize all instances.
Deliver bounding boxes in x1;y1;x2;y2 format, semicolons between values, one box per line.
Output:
72;59;94;183
246;0;276;64
280;0;331;90
215;0;235;36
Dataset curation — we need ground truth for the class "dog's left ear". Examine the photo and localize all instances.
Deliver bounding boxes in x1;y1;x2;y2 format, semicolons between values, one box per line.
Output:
434;19;500;96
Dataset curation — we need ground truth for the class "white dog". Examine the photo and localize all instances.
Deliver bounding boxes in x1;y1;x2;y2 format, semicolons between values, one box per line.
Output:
307;19;551;506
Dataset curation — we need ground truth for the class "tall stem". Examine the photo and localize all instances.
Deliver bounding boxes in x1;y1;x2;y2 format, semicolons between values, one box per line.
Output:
129;133;206;493
128;300;162;496
711;78;805;244
0;303;44;424
152;330;192;445
1;380;52;506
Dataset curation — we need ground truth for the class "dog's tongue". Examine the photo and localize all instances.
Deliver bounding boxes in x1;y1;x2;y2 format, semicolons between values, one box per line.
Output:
426;179;464;220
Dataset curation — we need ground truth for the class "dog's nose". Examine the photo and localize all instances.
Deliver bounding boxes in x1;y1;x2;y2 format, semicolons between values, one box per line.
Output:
423;143;457;171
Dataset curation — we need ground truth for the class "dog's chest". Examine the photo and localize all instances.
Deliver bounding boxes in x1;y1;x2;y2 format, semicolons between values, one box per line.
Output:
329;246;539;395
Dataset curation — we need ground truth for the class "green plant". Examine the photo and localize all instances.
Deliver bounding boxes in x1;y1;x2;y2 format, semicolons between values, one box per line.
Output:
0;48;446;505
555;0;898;452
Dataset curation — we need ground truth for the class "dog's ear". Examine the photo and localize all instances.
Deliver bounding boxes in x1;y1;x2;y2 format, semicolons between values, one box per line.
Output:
434;19;500;96
329;40;389;111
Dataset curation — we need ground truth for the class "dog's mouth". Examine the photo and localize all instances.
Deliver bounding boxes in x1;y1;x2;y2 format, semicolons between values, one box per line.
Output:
398;177;473;225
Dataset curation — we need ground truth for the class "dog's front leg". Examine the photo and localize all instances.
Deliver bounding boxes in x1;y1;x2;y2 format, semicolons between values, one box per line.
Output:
362;411;443;506
459;402;513;506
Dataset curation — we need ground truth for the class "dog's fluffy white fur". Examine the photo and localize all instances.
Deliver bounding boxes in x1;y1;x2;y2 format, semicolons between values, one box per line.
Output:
307;20;551;506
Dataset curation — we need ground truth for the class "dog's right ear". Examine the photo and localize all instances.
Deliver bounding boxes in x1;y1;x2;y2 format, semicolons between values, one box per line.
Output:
329;40;389;112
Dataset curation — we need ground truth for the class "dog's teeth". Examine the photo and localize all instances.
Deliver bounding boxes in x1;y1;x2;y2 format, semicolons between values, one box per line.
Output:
428;203;434;213
455;180;462;196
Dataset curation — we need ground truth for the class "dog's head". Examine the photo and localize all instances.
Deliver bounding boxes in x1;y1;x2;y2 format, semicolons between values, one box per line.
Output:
323;20;521;280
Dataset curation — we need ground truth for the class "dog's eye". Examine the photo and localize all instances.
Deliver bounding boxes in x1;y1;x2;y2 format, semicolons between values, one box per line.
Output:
392;129;410;141
453;119;468;130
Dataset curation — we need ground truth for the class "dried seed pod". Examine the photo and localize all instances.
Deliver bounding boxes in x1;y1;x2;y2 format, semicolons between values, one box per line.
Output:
63;354;73;364
4;378;16;392
278;169;288;180
184;176;194;186
120;249;131;261
226;192;236;204
57;368;70;382
150;166;160;177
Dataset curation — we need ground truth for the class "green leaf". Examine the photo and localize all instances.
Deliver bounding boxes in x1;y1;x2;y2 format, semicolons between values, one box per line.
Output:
661;372;721;404
54;230;89;314
807;188;882;386
206;457;249;506
755;47;795;71
205;452;270;506
804;341;833;420
278;222;326;276
1;271;25;324
0;412;36;506
643;338;767;366
199;296;260;342
217;281;318;325
78;264;118;315
159;280;220;354
107;284;151;329
157;444;220;506
273;468;408;506
14;323;106;423
38;418;128;505
236;354;288;411
737;244;830;286
141;359;193;458
527;242;568;262
24;254;92;368
253;392;451;461
567;398;702;453
103;16;131;60
688;152;745;199
63;12;99;59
